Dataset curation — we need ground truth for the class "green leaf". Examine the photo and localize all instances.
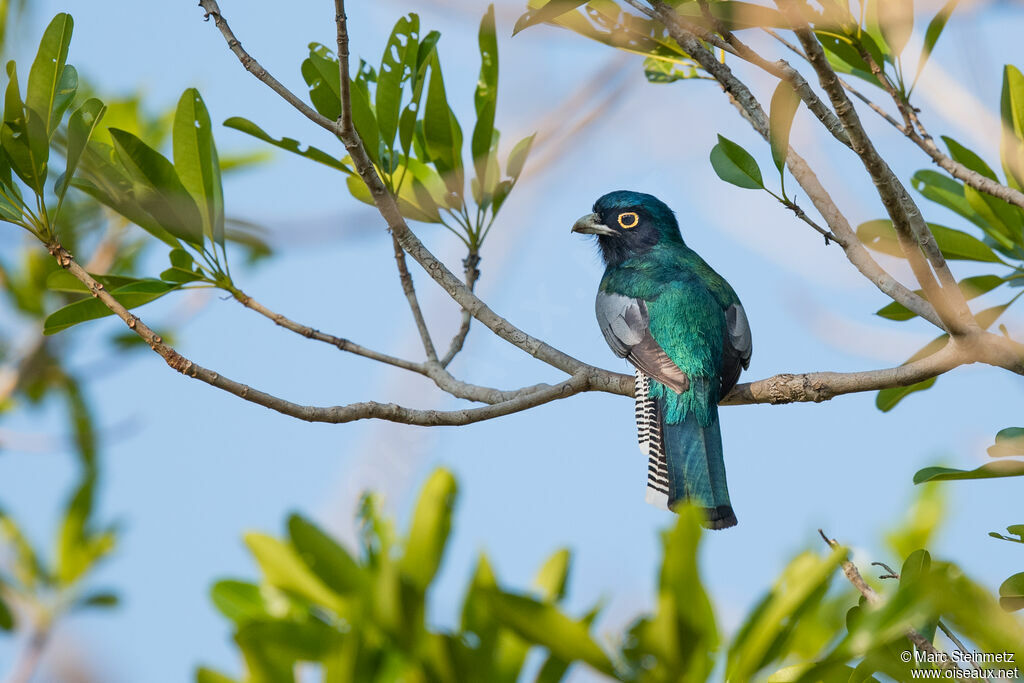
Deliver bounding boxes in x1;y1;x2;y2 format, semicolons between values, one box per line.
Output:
287;514;364;596
349;78;380;167
769;82;800;176
400;468;456;591
45;269;140;294
0;510;44;588
301;44;341;121
989;427;1024;458
110;128;204;247
26;13;74;137
876;376;937;413
377;15;420;153
60;98;106;200
513;0;589;35
912;0;960;91
858;219;1004;263
72;590;119;611
223;117;351;174
3;61;47;195
244;532;344;612
487;590;615;676
0;593;12;631
423;53;463;198
534;548;571;602
911;169;990;233
506;133;534;185
642;56;703;83
914;459;1024;484
43;280;176;335
727;547;844;681
710;134;764;190
195;667;239;683
899;550;931;589
876;274;1003;321
174;89;224;247
999;573;1024;612
815;32;879;88
472;5;498;182
210;579;270;623
1001;65;1024;190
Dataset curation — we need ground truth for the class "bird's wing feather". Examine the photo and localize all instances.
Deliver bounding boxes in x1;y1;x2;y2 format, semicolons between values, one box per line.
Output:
596;291;689;394
720;302;752;396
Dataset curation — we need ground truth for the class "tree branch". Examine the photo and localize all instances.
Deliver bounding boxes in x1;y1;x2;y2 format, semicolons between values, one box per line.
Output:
777;6;973;334
647;1;943;329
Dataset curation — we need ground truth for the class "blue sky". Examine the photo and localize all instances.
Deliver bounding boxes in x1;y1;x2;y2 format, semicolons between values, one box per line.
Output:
1;1;1023;680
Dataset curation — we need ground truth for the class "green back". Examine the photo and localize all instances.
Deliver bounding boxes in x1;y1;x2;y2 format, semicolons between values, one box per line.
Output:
599;241;739;425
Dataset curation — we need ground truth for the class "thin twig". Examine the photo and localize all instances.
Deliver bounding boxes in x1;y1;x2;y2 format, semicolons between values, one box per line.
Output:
5;627;50;683
440;252;479;368
391;234;438;361
818;530;961;671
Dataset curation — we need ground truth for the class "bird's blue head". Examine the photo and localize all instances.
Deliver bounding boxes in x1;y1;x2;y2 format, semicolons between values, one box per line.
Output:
571;190;684;266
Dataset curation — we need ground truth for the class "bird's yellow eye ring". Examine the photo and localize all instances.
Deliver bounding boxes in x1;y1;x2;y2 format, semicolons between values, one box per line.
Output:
618;212;639;229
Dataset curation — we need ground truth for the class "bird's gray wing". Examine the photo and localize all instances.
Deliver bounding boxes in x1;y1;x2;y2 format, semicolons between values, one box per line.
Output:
596;291;689;394
720;302;752;396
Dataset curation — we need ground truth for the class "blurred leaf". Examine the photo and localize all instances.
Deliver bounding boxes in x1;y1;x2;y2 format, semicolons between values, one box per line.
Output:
513;0;588;35
506;133;534;185
0;510;43;588
211;579;270;624
710;134;764;190
989;426;1024;458
899;550;931;589
174;88;224;247
913;0;960;90
876;274;1002;321
886;484;944;560
911;169;989;233
534;548;571;603
43;280;176;335
195;667;239;683
244;532;344;612
487;590;615;676
1001;64;1024;190
26;13;74;137
223;117;351;174
914;459;1024;484
728;548;843;681
643;56;703;83
0;592;12;631
110;128;204;246
769;82;800;177
876;0;913;57
71;590;119;611
858;219;1004;263
287;514;364;596
400;468;456;592
876;376;937;412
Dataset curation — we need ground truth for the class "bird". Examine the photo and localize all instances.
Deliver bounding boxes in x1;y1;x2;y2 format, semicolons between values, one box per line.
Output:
572;190;751;529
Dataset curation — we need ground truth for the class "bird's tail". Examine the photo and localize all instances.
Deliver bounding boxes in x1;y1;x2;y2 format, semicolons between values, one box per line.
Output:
635;371;736;529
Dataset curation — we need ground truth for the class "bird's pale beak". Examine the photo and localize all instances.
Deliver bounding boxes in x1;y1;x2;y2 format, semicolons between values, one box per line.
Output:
571;212;617;237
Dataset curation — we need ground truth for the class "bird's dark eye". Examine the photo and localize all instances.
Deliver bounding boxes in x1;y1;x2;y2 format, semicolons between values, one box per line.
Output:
617;211;639;229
